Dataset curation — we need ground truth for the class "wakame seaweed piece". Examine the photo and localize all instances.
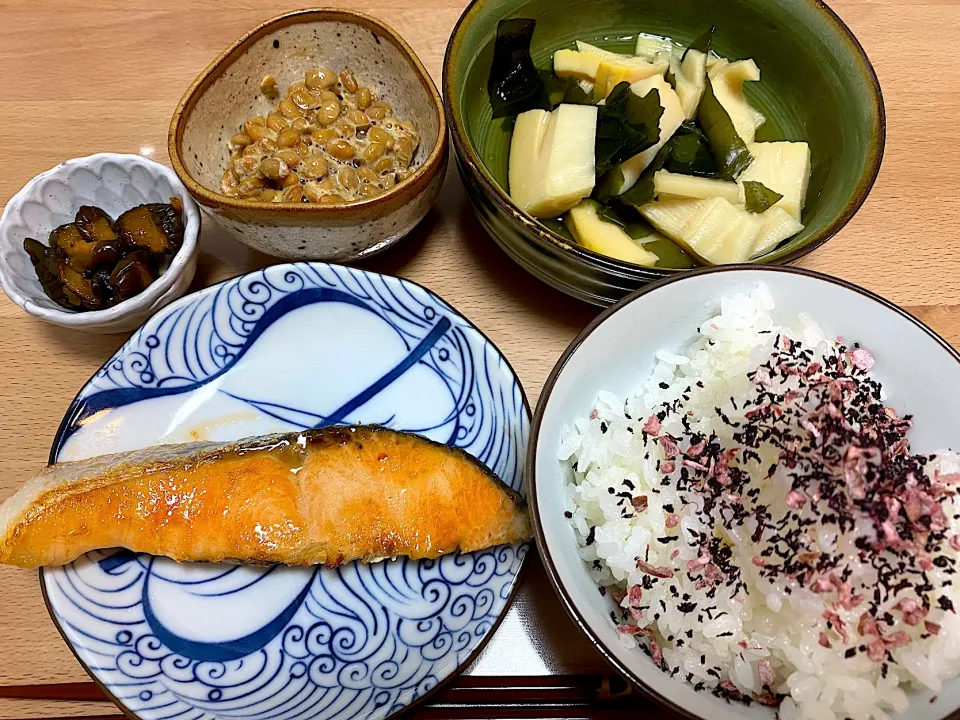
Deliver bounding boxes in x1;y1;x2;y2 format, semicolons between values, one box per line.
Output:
743;181;784;213
595;119;711;209
562;79;593;105
683;26;716;60
647;237;697;268
614;141;676;208
488;19;546;118
541;70;594;109
584;200;695;269
587;210;696;268
614;169;655;207
488;20;593;116
539;217;576;242
592;167;626;204
662;125;718;177
620;216;658;240
595;83;664;175
698;77;753;179
595;203;630;228
610;127;708;208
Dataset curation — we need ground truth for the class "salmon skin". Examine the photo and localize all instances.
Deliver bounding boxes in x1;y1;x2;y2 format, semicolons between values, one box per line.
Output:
0;426;531;569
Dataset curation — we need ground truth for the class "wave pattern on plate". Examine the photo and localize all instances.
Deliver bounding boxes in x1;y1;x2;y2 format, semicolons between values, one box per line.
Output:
46;547;527;720
43;263;529;720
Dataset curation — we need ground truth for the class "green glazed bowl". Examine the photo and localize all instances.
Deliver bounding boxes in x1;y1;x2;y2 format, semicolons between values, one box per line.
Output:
442;0;885;306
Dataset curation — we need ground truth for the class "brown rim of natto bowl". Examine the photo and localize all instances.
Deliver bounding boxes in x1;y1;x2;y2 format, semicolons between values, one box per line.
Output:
442;0;886;275
525;264;960;720
168;8;448;219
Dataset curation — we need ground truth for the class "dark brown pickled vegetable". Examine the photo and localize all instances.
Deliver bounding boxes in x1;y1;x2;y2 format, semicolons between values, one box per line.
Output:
52;219;124;274
116;204;184;255
75;206;119;244
23;237;48;266
50;222;84;253
149;202;185;253
109;252;156;302
24;201;181;312
51;222;98;272
116;206;167;253
24;238;73;309
90;269;114;306
90;240;121;270
58;264;102;309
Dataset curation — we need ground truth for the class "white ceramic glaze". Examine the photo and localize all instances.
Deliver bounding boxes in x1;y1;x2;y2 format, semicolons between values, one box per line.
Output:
530;266;960;720
0;153;200;333
43;262;530;720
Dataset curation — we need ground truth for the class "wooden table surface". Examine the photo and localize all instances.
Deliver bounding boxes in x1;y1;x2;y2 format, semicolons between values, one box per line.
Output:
0;0;958;717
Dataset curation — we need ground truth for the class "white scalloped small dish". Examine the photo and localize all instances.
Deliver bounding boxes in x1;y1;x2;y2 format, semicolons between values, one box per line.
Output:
0;153;201;333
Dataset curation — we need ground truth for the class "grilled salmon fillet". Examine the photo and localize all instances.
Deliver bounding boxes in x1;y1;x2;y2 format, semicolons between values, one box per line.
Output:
0;426;531;568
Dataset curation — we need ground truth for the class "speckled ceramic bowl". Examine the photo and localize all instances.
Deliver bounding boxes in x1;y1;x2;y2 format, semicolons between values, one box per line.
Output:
0;153;200;334
169;9;447;262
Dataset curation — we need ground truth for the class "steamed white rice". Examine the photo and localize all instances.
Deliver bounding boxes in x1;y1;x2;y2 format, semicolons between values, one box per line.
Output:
559;284;960;720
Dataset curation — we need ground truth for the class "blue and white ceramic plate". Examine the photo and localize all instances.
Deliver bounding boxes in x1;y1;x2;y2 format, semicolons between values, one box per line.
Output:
41;262;530;720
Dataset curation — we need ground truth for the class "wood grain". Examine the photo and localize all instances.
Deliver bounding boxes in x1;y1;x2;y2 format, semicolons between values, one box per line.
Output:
0;0;957;713
0;676;677;720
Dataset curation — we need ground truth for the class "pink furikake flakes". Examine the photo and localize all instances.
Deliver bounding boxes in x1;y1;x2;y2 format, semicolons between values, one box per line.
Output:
559;285;960;720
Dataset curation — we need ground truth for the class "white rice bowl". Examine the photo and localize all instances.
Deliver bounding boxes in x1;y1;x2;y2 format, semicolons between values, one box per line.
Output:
531;270;960;720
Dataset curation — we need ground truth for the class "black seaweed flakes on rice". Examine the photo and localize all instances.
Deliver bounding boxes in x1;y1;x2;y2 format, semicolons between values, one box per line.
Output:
560;286;960;718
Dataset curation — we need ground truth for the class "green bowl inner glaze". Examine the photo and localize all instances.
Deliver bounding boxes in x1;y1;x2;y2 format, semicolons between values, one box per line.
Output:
448;0;884;267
